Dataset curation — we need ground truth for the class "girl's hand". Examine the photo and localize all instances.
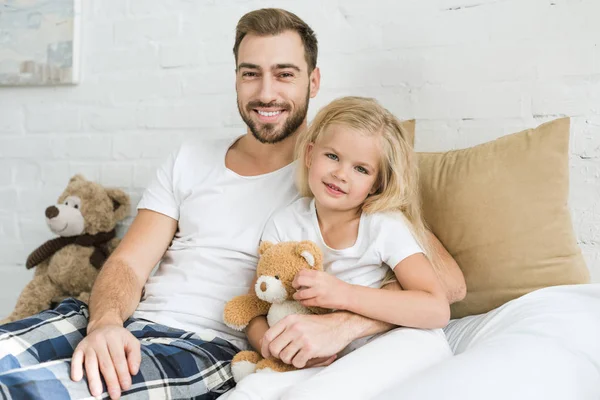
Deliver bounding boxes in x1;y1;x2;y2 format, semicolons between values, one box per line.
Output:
292;269;352;310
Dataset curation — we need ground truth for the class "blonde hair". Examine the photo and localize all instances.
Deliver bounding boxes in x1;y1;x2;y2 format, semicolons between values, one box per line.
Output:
234;8;318;73
295;96;442;284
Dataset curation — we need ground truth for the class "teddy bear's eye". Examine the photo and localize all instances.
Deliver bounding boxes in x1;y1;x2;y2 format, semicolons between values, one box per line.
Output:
74;204;79;209
274;275;280;280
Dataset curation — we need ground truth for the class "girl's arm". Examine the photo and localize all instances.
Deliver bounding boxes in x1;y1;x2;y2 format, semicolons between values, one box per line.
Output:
293;253;450;329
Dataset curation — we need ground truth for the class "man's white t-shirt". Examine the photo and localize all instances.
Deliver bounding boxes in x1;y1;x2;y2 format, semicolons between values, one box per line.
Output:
262;197;423;290
134;137;299;350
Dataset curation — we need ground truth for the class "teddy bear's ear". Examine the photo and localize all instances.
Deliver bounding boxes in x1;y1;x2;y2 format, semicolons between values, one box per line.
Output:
258;240;273;255
295;241;323;271
106;188;131;221
69;174;86;184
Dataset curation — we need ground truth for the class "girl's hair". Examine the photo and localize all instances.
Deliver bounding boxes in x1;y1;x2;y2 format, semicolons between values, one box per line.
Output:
295;96;443;284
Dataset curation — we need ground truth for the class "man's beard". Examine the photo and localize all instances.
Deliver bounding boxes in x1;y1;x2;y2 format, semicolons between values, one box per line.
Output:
237;88;310;144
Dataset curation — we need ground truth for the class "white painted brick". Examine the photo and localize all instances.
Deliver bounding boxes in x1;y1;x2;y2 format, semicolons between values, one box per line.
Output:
13;161;42;188
0;265;33;319
25;106;82;133
105;74;182;103
571;117;600;159
0;189;18;211
532;79;600;116
17;216;52;248
414;120;461;152
0;107;24;134
69;163;101;182
133;163;158;189
0;213;19;244
89;0;127;19
382;7;489;49
87;22;115;50
113;133;182;160
90;47;158;73
100;163;134;188
40;162;72;187
137;99;229;129
83;107;139;131
0;137;53;158
17;188;58;214
160;42;206;69
114;16;181;46
0;163;11;187
51;136;113;160
129;0;212;16
411;83;525;119
180;67;233;95
536;42;600;79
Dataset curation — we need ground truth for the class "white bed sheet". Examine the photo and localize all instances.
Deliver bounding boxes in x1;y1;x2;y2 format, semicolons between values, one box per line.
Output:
376;283;600;400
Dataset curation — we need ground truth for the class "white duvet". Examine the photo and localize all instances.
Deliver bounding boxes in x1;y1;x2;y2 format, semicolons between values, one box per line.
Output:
377;283;600;400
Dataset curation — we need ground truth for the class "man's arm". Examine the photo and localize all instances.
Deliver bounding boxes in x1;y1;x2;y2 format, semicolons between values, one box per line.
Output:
71;209;178;399
426;230;466;304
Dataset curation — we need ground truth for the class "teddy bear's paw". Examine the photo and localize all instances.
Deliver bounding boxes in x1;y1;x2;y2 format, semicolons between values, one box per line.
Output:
231;351;262;383
256;358;297;374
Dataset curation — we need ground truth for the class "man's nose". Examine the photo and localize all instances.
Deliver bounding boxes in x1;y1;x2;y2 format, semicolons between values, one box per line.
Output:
257;77;277;104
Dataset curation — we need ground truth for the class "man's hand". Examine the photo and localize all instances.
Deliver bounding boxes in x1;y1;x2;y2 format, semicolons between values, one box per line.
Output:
261;313;353;368
292;269;352;310
71;320;141;400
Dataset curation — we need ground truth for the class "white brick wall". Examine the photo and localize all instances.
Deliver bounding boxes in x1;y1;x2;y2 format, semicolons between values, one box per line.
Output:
1;0;598;317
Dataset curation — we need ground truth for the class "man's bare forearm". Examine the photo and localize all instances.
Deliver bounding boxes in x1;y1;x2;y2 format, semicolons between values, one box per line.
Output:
332;279;402;342
87;257;143;333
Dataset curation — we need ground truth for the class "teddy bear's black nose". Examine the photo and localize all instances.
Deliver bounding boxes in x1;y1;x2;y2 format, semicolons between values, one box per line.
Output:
45;206;59;219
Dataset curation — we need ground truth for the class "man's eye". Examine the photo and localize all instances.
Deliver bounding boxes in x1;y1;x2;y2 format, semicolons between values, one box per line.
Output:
326;153;338;161
279;73;293;78
242;72;257;77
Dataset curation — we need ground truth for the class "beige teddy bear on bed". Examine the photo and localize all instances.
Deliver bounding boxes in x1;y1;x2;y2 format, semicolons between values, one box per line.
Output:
1;175;130;324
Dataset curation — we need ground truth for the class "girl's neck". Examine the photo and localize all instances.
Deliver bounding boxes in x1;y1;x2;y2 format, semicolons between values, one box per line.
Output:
313;200;361;232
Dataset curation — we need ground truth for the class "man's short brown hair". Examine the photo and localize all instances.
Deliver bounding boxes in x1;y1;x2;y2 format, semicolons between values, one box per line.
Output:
233;8;318;73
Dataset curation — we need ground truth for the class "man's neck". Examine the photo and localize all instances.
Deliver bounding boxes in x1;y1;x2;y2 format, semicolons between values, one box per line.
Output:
226;126;305;176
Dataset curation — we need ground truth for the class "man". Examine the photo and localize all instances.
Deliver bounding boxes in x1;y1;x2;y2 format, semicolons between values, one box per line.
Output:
0;9;465;400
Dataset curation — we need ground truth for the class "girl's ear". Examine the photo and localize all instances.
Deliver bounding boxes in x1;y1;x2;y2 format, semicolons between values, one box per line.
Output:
305;143;314;168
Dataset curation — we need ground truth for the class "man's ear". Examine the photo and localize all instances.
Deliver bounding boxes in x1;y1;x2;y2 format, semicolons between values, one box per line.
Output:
295;241;323;271
259;241;274;255
309;67;320;99
106;188;130;221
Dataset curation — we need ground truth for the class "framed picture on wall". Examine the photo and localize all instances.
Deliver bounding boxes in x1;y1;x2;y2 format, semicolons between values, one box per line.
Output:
0;0;81;86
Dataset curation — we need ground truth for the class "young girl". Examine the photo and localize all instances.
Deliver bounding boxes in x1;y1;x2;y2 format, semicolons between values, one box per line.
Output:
227;96;453;400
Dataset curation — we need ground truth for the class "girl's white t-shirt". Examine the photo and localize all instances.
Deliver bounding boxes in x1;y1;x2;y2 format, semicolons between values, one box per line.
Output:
133;137;299;350
261;197;423;290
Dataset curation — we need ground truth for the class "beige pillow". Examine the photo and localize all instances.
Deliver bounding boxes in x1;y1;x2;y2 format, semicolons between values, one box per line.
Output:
400;119;415;147
418;118;589;319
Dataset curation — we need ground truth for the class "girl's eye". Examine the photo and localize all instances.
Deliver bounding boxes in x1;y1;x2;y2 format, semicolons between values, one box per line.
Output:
325;153;338;161
355;166;368;174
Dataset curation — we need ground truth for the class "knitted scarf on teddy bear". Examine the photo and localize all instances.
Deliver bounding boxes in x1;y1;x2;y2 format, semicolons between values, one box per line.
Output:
25;230;116;270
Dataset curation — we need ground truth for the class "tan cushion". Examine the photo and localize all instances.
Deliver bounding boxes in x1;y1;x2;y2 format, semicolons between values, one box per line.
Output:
400;119;415;147
418;118;589;319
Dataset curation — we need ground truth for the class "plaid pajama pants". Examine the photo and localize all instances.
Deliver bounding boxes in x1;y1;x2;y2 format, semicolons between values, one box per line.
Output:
0;298;239;399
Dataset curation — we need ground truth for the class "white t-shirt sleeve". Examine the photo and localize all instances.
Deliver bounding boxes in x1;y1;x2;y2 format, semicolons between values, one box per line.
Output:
137;148;180;221
378;213;424;270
